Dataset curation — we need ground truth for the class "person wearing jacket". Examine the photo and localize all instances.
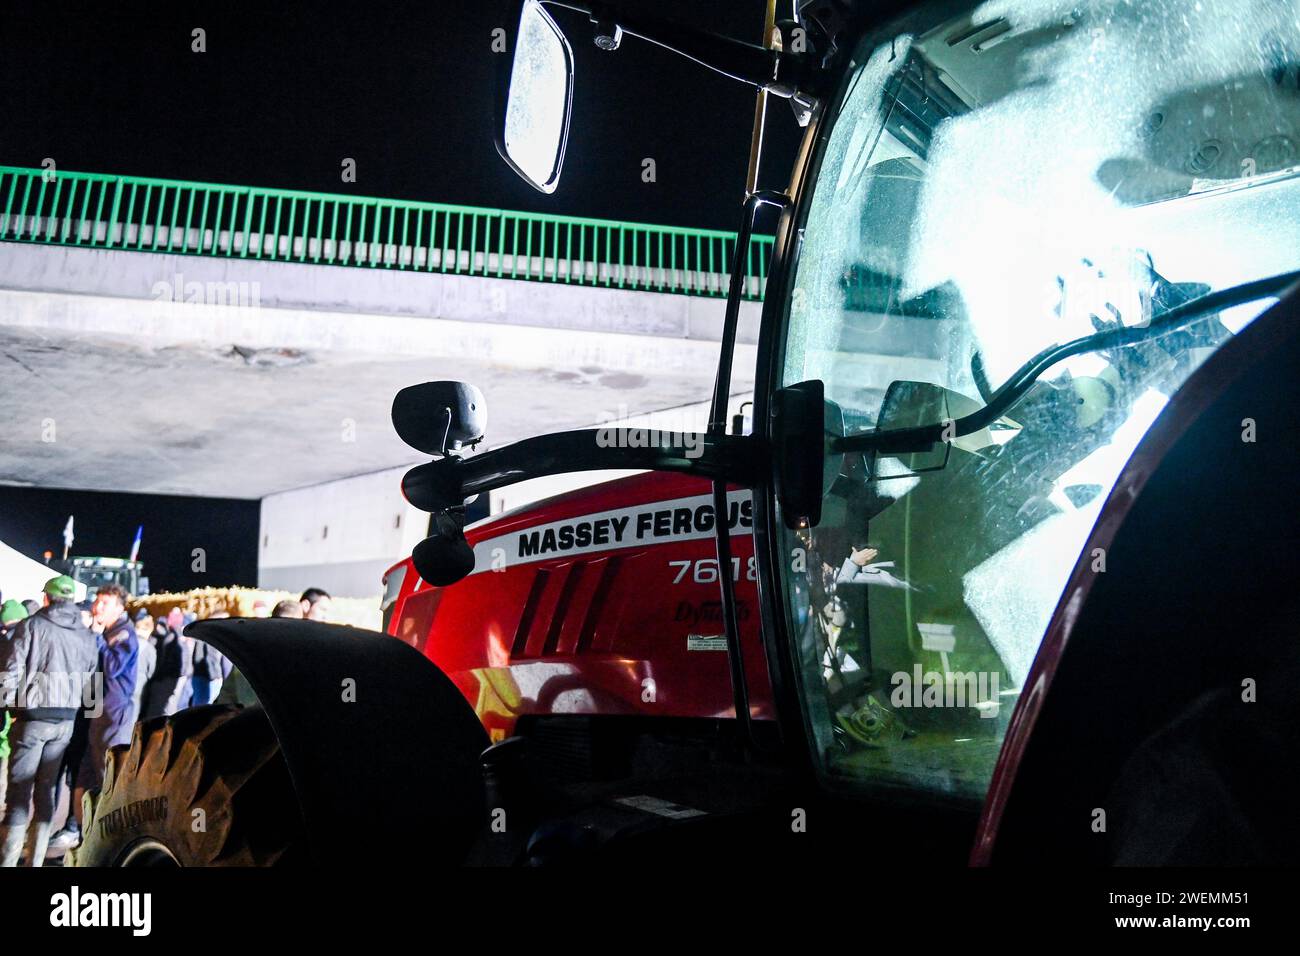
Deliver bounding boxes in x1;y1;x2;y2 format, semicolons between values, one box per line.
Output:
55;585;138;850
49;586;152;854
0;599;31;815
191;611;233;705
836;545;914;590
85;586;139;751
141;606;194;719
130;621;156;725
74;587;137;796
0;576;97;866
0;599;25;637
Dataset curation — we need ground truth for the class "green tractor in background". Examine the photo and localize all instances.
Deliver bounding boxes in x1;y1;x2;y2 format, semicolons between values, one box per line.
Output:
50;556;148;600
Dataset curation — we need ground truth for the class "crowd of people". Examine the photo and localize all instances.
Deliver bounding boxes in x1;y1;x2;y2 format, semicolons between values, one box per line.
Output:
0;575;331;867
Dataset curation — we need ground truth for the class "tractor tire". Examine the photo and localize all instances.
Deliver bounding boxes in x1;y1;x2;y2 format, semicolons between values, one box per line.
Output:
70;705;305;867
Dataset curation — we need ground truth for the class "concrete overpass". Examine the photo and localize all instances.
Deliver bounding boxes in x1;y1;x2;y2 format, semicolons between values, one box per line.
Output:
0;166;769;595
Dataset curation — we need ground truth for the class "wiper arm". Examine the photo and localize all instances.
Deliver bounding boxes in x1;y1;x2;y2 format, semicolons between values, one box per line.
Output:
836;269;1300;455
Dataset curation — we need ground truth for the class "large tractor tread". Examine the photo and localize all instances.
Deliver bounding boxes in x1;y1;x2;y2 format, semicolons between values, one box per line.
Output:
72;705;305;867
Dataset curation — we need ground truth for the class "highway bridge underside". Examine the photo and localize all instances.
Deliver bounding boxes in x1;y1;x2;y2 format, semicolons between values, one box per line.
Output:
0;244;758;500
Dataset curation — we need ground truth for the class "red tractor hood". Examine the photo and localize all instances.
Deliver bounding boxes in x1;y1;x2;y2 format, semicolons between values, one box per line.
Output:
383;472;771;742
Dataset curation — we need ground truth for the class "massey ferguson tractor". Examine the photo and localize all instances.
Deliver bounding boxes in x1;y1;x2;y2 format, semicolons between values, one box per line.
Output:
74;0;1300;867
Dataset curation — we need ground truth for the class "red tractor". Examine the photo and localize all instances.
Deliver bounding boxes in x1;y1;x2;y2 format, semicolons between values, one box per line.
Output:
75;0;1300;867
380;472;774;744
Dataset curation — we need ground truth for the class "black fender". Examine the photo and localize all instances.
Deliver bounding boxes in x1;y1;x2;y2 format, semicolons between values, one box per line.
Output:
981;286;1300;864
186;617;489;866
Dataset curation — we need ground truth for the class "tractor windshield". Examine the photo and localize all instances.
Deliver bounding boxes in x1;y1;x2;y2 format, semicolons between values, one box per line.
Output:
777;0;1300;802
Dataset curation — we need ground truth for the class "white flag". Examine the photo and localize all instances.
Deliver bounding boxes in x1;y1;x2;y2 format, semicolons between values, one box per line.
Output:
62;515;75;551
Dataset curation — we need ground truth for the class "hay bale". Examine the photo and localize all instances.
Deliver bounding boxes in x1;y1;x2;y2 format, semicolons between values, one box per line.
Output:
128;586;381;631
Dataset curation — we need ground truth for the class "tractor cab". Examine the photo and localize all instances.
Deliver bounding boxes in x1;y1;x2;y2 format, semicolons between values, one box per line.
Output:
74;0;1300;870
53;555;147;599
399;0;1300;862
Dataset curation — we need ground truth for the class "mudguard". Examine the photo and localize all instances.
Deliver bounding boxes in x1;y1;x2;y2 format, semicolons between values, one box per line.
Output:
974;285;1300;864
186;617;489;866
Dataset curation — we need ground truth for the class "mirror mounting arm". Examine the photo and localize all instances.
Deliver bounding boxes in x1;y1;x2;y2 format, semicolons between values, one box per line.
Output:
402;430;762;515
837;269;1300;458
544;0;813;95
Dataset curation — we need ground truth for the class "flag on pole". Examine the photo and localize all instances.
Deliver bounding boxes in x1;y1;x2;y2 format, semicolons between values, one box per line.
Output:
62;515;75;560
129;525;143;563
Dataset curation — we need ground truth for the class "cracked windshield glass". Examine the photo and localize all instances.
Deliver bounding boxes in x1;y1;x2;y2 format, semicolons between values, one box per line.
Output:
779;0;1300;801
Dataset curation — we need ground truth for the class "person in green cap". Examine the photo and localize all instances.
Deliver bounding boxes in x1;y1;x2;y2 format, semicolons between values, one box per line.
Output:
0;576;96;866
0;598;30;814
0;599;25;632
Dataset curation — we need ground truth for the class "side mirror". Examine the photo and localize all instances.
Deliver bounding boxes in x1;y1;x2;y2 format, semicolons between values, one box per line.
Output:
392;382;486;457
496;0;575;194
773;380;844;529
394;382;486;587
412;513;476;587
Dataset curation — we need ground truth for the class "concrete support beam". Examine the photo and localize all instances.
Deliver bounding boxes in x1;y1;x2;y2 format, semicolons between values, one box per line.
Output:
0;244;758;499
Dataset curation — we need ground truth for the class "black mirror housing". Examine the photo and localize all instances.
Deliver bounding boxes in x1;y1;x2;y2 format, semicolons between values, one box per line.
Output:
412;513;476;587
392;381;486;457
773;379;844;529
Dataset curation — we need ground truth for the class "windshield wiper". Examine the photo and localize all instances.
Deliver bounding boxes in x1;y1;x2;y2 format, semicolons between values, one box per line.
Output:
835;269;1300;455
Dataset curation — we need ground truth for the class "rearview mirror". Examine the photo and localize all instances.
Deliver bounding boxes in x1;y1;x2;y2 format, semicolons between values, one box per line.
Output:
392;382;486;457
874;381;953;477
874;379;1011;476
496;0;574;194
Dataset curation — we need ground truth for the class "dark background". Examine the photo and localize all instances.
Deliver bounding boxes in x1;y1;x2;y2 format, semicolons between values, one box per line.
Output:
0;0;801;590
0;488;260;593
0;0;801;226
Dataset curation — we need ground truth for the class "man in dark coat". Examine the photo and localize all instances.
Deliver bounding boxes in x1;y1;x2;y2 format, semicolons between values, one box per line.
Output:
0;576;96;866
80;586;138;808
141;606;194;719
50;584;140;852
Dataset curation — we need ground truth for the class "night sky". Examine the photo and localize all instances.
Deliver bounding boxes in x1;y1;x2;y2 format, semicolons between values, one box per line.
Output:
0;487;259;593
0;0;801;226
0;0;801;589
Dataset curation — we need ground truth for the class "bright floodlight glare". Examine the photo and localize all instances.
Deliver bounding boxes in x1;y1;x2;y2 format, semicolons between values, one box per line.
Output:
505;1;568;192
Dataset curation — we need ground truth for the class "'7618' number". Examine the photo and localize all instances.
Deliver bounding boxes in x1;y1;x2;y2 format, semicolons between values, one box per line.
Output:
669;557;757;585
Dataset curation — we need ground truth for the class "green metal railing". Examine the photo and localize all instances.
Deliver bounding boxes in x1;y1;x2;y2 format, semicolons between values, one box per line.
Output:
0;166;773;300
